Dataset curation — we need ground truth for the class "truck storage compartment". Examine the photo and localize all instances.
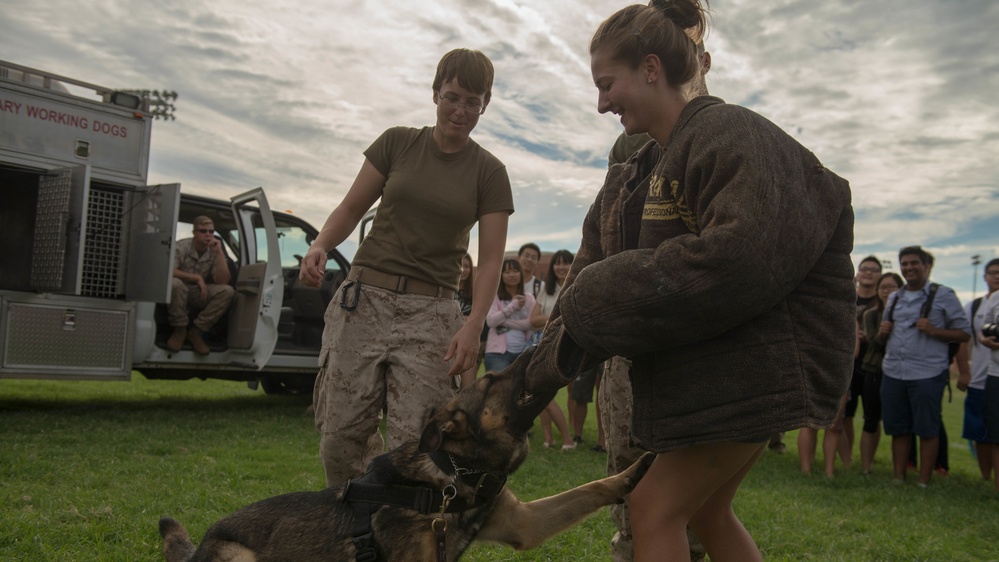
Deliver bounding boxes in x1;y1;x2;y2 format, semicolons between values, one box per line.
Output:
0;294;133;380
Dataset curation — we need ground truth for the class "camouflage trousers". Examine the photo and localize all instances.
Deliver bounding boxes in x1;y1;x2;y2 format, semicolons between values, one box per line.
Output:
168;278;234;331
313;274;464;487
599;356;706;562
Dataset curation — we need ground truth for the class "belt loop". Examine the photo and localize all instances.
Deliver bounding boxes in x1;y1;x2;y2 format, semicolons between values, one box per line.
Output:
397;275;408;294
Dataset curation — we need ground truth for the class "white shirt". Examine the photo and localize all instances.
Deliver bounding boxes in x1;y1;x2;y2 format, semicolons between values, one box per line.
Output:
964;293;996;389
981;292;999;379
524;276;545;299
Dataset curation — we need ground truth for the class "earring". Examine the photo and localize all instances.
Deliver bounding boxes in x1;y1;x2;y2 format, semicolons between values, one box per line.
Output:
647;76;653;84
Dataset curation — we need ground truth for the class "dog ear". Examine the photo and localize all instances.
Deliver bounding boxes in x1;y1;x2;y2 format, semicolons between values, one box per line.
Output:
418;415;464;453
418;422;443;453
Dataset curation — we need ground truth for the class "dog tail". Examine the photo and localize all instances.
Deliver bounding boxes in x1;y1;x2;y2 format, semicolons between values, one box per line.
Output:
159;517;196;562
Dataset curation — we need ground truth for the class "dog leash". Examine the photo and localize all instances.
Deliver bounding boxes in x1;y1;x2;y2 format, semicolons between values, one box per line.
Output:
431;484;455;562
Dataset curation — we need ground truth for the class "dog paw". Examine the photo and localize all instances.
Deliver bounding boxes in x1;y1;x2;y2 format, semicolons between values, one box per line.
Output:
624;452;656;492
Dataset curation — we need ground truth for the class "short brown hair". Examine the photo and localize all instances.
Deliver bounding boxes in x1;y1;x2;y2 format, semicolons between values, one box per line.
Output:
192;215;214;229
432;49;495;104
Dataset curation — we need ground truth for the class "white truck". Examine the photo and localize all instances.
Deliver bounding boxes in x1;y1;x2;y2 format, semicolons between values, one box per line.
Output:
0;60;349;393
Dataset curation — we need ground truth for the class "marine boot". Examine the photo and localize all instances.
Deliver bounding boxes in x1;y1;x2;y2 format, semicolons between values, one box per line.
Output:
166;326;187;352
187;327;210;355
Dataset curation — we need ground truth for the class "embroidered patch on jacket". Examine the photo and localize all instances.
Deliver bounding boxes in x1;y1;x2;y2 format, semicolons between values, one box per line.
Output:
643;176;699;233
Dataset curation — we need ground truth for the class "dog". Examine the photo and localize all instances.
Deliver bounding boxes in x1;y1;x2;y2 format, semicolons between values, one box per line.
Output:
159;349;654;561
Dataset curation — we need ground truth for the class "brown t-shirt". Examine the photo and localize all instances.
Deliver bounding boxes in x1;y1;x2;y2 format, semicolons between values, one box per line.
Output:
608;133;654;167
354;126;514;289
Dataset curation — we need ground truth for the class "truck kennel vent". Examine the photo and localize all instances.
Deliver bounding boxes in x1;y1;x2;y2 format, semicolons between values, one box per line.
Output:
81;188;126;298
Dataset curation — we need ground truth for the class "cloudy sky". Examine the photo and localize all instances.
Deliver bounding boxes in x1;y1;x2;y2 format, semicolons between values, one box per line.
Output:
4;0;998;301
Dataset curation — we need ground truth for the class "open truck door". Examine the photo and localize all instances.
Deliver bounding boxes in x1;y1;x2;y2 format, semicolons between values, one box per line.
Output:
126;183;181;303
224;188;283;370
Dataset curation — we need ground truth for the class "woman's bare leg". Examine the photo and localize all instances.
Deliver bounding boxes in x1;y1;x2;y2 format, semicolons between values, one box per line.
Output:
798;428;817;474
860;427;880;474
823;429;840;477
540;410;553;446
973;442;993;480
545;401;574;447
630;441;767;562
826;393;850;476
991;444;999;491
841;416;856;464
566;382;577;436
689;442;767;561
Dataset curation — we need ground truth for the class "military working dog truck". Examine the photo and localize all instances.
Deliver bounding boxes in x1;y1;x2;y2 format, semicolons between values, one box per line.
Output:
0;60;349;393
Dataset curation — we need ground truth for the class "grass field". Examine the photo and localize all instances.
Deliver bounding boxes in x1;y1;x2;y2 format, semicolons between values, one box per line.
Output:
1;373;997;561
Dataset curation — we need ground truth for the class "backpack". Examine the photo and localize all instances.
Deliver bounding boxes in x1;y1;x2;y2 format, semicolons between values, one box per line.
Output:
970;296;983;325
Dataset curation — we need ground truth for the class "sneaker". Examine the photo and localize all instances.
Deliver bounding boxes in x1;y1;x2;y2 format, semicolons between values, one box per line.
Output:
935;467;949;477
769;441;787;454
561;443;576;451
187;327;210;355
166;326;187;352
591;444;607;453
573;435;584;444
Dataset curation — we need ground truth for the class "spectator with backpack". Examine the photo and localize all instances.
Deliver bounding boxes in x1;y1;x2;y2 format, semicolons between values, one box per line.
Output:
957;258;999;481
518;243;545;299
879;245;970;487
976;274;999;492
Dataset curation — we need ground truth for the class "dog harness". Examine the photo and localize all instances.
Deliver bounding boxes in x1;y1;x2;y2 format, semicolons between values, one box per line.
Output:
342;452;507;562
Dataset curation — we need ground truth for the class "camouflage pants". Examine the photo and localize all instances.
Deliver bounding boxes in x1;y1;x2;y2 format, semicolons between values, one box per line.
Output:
313;275;464;487
168;278;234;331
599;356;705;562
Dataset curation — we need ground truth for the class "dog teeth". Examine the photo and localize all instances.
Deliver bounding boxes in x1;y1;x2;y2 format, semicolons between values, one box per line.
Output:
516;391;535;406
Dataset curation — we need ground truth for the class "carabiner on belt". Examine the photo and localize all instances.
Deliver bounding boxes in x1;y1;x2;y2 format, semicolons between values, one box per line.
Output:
339;280;361;311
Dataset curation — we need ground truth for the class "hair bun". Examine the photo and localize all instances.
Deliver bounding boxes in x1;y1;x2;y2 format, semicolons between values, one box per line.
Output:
649;0;673;14
648;0;705;31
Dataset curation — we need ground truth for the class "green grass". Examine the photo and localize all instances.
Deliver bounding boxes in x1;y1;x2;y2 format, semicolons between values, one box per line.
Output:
1;374;997;561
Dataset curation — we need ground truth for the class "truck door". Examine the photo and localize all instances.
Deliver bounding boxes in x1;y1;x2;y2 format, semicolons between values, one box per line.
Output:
30;165;90;295
225;188;283;369
125;183;181;303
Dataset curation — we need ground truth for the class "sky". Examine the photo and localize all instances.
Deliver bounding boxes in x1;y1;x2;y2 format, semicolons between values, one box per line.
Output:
3;0;998;302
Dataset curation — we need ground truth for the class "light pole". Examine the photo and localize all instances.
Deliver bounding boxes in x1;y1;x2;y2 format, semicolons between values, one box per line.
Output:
972;254;981;300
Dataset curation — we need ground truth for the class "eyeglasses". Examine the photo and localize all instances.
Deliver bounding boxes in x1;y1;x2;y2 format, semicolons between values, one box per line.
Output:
438;92;484;115
195;228;215;234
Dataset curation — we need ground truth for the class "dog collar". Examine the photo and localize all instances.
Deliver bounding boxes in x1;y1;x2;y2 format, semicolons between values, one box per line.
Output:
341;454;505;516
427;451;507;503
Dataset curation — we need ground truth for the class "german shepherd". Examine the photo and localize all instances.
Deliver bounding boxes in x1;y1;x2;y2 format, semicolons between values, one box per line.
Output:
159;349;653;561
